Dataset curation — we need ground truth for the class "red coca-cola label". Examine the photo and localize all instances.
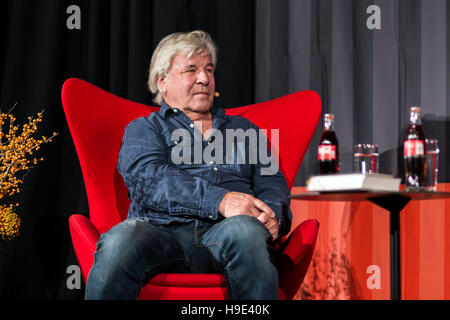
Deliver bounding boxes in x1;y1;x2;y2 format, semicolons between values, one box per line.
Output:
404;139;424;156
318;145;336;161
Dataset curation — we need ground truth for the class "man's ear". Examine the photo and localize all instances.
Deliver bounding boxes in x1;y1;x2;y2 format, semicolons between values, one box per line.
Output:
157;77;166;95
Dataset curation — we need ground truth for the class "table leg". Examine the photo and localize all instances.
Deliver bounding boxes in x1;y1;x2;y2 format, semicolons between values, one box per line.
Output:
368;195;410;300
390;210;400;300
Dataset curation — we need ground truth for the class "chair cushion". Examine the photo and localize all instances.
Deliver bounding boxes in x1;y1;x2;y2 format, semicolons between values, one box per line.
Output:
150;273;226;287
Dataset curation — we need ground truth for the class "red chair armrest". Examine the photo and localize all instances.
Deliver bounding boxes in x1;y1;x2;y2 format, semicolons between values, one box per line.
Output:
276;219;319;299
69;214;100;282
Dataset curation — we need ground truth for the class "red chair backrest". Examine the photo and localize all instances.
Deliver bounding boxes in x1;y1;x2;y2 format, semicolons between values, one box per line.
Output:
62;78;321;233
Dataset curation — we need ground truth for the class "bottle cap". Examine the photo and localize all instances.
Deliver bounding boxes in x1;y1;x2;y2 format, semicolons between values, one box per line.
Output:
324;113;334;120
410;106;421;113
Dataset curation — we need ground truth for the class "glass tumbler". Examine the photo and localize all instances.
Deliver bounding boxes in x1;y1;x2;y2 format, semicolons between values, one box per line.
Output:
425;139;439;191
353;144;379;174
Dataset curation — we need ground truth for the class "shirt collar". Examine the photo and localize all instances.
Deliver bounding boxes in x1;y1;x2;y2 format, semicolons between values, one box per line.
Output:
158;100;173;118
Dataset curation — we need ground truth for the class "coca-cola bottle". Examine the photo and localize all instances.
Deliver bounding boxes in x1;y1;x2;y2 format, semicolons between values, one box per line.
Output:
403;106;427;190
318;113;340;174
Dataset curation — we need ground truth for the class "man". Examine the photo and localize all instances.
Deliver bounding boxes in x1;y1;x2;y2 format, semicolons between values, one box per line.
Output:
85;30;292;300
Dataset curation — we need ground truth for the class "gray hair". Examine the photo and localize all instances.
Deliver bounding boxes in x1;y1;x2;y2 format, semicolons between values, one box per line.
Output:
148;30;218;105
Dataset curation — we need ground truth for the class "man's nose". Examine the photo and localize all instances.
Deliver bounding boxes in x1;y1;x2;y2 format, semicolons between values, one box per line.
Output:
196;69;210;85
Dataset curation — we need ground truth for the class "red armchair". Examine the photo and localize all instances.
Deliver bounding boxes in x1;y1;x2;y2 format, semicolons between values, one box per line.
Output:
62;78;321;300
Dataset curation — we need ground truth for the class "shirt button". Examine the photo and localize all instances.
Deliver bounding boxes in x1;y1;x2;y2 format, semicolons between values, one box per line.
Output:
213;167;218;171
174;141;178;145
190;123;195;128
173;109;178;113
208;214;213;219
209;161;214;164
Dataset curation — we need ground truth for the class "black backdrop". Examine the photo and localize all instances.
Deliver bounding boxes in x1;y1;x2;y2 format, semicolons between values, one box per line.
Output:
0;0;255;299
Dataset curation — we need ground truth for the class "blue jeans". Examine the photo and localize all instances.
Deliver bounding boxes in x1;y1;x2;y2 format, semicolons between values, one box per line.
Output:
84;215;279;300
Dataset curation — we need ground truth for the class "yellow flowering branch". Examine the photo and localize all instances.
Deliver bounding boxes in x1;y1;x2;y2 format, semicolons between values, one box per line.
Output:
0;203;20;240
0;103;58;240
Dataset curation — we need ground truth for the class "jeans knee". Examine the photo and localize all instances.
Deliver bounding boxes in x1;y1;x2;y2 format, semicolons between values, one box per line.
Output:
94;219;158;270
97;220;141;253
220;215;270;248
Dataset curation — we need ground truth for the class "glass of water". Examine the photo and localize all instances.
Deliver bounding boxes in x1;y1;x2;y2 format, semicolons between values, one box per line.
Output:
353;144;379;174
425;139;439;191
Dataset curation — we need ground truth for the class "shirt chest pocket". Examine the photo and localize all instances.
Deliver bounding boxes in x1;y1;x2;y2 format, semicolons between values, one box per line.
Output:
164;134;194;166
164;135;215;182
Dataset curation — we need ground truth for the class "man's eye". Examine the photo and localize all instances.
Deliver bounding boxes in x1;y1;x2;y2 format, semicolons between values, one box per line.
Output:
185;69;195;73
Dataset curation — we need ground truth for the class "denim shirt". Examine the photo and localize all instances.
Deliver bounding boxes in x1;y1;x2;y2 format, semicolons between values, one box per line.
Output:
117;101;292;236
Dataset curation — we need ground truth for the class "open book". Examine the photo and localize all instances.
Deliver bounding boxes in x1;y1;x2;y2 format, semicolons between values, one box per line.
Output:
306;173;401;192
